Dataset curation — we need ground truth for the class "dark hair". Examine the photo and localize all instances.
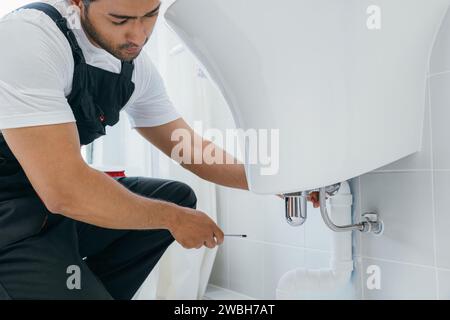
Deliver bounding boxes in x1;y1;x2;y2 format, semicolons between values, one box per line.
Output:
82;0;94;8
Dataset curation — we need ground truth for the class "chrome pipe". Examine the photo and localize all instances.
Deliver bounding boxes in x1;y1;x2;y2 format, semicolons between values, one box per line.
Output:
284;191;308;226
319;187;383;234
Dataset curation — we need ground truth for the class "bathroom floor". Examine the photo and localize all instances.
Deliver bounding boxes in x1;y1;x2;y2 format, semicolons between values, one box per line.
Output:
203;285;254;300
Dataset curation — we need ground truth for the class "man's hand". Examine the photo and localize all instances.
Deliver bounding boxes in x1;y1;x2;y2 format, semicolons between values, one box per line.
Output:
168;207;224;249
276;191;320;208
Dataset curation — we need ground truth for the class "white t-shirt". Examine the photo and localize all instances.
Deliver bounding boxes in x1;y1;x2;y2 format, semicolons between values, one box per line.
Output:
0;0;181;130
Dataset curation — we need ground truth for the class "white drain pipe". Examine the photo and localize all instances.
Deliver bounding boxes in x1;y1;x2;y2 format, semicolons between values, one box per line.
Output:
276;181;354;299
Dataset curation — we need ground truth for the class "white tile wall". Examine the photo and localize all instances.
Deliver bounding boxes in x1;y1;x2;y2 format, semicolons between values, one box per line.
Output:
430;74;450;169
433;172;450;269
430;9;450;75
228;237;265;299
209;7;450;300
304;205;332;251
349;178;362;259
360;172;435;266
437;269;450;299
215;186;229;233
362;258;437;300
225;187;265;241
208;240;228;288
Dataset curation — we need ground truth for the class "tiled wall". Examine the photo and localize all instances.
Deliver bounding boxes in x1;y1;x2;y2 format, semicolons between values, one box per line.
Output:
209;10;450;300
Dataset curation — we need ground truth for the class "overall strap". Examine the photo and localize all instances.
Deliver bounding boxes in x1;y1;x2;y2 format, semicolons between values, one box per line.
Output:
16;2;86;64
120;60;134;80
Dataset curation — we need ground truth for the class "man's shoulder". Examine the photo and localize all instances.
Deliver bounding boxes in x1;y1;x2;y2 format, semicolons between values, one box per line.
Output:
0;5;73;67
0;6;74;90
1;6;66;46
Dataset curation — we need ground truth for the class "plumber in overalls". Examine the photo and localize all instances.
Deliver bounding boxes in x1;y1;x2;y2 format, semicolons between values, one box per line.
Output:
0;0;251;299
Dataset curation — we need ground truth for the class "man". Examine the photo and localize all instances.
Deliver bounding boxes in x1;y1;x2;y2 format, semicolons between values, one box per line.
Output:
0;0;319;300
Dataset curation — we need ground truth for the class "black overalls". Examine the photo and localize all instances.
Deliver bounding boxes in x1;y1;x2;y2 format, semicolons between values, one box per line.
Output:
0;3;196;299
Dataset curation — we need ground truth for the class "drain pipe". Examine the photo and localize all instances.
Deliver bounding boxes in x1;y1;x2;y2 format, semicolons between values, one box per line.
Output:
276;181;354;299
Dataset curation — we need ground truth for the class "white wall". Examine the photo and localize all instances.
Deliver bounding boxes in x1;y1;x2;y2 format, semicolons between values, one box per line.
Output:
0;0;36;14
209;9;450;300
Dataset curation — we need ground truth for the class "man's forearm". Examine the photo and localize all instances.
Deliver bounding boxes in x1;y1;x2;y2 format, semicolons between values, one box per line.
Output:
135;122;249;190
182;140;249;190
184;162;249;190
54;165;179;230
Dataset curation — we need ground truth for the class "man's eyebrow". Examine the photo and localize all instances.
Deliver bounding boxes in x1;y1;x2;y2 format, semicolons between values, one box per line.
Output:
108;3;161;20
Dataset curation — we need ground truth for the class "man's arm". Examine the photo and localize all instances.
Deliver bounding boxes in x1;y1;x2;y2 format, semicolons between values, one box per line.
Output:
1;123;223;248
137;119;323;207
136;118;249;191
1;123;177;229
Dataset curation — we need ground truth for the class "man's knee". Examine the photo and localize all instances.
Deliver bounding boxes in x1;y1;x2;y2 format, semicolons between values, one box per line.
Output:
175;182;197;210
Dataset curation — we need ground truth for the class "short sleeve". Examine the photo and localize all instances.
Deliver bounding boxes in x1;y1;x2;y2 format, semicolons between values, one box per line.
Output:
0;14;75;130
125;53;181;128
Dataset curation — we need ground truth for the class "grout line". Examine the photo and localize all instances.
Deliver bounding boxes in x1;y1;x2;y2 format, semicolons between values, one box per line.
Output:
428;70;450;78
374;169;450;173
303;203;308;269
358;176;365;300
373;169;432;173
206;284;255;300
427;77;440;299
242;237;332;254
262;210;266;299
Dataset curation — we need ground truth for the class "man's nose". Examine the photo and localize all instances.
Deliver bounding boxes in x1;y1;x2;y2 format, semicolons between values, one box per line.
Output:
126;20;148;47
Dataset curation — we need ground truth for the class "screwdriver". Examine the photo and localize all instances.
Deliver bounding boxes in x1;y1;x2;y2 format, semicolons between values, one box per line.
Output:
224;234;247;238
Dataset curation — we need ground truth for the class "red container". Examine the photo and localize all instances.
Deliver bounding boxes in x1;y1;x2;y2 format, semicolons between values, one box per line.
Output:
104;170;126;178
89;165;126;178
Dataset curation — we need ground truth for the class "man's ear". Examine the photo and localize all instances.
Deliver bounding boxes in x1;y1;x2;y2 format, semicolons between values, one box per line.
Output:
70;0;83;9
